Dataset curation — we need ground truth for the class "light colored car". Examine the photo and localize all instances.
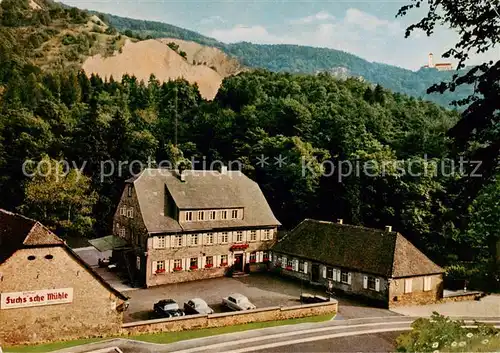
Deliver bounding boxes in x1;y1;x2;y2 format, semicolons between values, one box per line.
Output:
222;293;257;311
184;298;214;315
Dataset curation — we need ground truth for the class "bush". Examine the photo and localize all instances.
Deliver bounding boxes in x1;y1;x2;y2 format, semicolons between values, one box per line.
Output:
61;34;76;46
444;262;493;291
396;312;499;352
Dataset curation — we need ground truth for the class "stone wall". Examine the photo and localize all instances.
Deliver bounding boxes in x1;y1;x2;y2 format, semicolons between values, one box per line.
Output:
0;247;125;346
122;301;338;336
388;274;443;308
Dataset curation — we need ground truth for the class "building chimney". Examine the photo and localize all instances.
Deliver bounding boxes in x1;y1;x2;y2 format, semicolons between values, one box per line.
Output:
428;53;434;68
385;225;392;232
337;219;343;225
221;165;228;175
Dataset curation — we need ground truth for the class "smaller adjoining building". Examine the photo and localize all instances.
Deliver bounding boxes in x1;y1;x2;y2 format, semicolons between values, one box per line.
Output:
271;219;444;308
0;209;128;346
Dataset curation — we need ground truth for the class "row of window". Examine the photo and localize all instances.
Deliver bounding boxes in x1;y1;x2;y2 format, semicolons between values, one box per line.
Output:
155;255;229;273
119;206;134;218
154;230;273;249
183;209;241;222
405;277;433;293
276;255;378;291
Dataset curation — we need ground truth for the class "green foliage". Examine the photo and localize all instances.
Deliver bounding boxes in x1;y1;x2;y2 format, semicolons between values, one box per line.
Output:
93;10;474;108
20;155;98;237
396;312;499;352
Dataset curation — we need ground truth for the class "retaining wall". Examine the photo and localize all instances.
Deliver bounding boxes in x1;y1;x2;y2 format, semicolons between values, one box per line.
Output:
121;300;338;336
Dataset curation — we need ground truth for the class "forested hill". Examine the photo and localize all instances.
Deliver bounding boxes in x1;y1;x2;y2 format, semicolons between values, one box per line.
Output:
103;13;473;108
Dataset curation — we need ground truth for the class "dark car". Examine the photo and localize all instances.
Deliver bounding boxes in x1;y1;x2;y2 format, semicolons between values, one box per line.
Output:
153;299;185;318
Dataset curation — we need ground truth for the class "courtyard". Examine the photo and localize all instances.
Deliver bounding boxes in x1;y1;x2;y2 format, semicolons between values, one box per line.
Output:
124;273;399;322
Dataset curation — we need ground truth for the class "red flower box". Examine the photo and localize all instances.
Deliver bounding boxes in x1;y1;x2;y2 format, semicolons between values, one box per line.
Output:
285;265;293;271
250;259;256;263
173;267;182;272
220;262;228;266
230;244;249;251
205;263;214;268
263;257;269;262
189;265;198;270
156;268;166;274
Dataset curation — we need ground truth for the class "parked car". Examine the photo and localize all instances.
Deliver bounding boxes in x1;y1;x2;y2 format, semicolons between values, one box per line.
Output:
300;293;331;304
184;298;214;315
222;293;256;311
153;299;185;318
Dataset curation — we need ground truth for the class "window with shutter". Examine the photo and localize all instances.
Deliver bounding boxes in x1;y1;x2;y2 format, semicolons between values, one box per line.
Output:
322;266;327;278
347;272;352;285
368;276;376;290
424;276;432;291
405;278;413;293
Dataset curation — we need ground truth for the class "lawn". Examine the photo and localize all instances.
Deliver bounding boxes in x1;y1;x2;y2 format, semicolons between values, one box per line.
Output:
4;313;335;352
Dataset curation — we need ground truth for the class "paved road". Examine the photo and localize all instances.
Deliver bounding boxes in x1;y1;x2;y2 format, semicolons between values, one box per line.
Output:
250;332;400;353
52;317;500;353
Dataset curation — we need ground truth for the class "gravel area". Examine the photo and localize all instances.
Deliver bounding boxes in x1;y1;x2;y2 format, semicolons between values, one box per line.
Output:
124;273;399;322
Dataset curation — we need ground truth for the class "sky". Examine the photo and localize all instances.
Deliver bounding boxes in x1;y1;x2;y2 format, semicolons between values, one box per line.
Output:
61;0;499;71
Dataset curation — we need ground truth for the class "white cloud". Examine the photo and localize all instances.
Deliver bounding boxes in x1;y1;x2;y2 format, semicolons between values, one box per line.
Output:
209;25;295;44
206;8;490;70
200;16;226;26
344;8;402;34
289;11;335;25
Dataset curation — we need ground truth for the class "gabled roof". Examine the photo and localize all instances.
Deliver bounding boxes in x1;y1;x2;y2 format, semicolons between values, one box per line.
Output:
0;209;128;300
130;169;281;234
272;219;443;278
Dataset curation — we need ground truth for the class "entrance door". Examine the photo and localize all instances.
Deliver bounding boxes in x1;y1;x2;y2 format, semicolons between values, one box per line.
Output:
234;254;243;272
311;264;320;282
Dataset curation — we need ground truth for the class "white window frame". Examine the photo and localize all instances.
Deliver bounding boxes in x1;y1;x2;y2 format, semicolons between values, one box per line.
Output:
250;230;257;241
119;228;126;237
340;270;350;284
127;185;133;197
206;233;214;245
156;261;165;271
236;231;243;242
120;207;127;216
173;259;182;270
220;254;228;265
263;229;270;240
221;210;228;220
191;234;199;246
221;232;228;243
157;236;166;248
205;256;214;266
367;276;375;290
174;235;183;247
209;211;216;220
127;208;134;218
198;211;204;221
185;211;193;221
231;209;238;219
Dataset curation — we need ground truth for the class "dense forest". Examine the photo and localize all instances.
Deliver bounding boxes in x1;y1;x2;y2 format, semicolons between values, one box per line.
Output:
0;0;498;290
103;12;473;108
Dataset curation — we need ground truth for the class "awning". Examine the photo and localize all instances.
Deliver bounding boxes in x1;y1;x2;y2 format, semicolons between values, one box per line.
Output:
88;235;129;252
